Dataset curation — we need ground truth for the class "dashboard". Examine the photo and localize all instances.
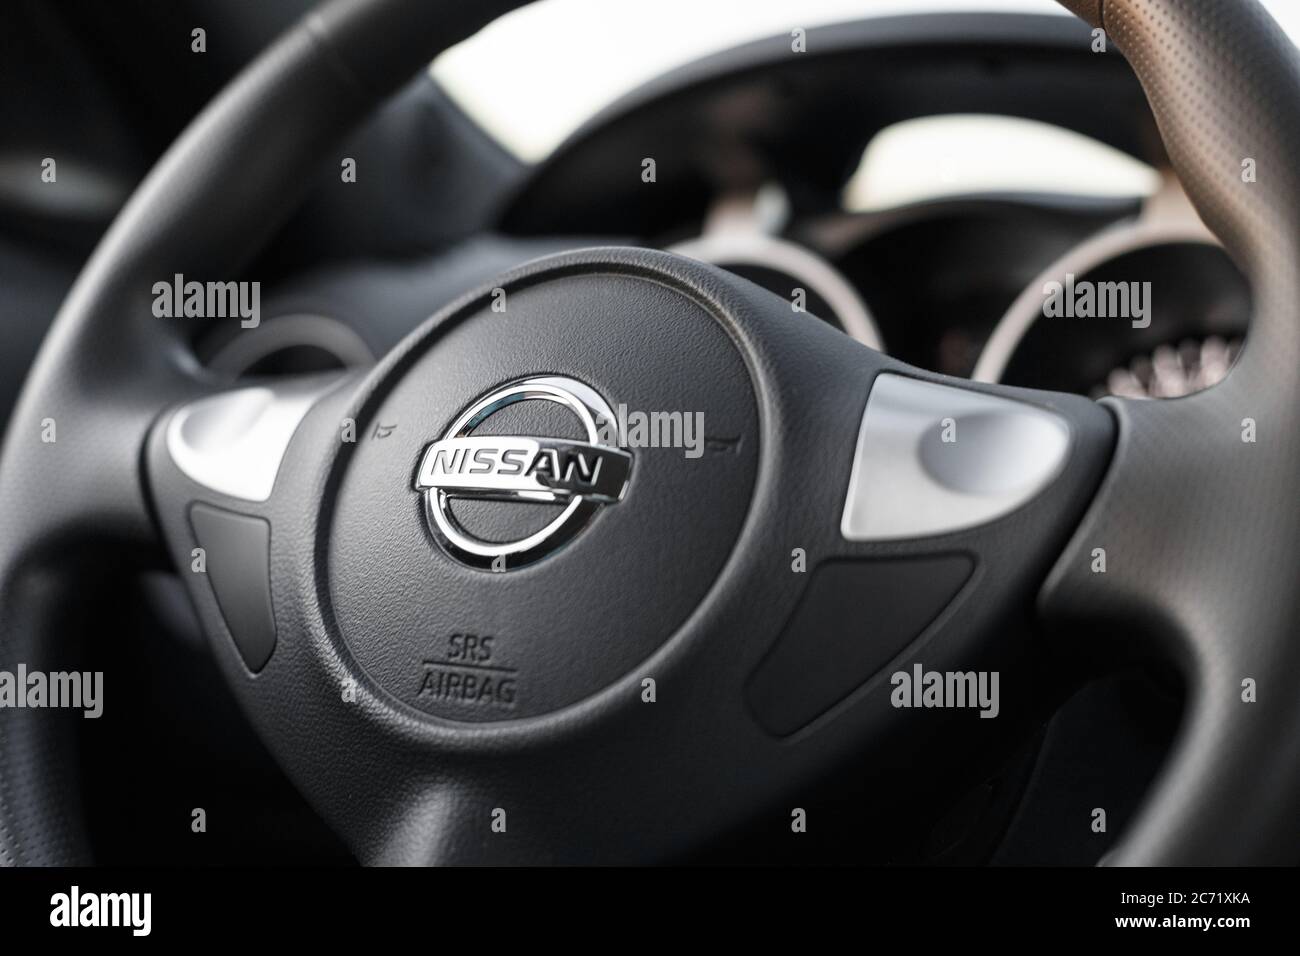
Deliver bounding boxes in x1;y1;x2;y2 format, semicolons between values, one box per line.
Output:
658;184;1249;402
480;13;1251;404
191;159;1252;408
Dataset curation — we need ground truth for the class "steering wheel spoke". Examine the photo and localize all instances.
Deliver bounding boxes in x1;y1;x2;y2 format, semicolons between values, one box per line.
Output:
144;372;357;674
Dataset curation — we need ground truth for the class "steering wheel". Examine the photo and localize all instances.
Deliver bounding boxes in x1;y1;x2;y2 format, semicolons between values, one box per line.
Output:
2;0;1297;866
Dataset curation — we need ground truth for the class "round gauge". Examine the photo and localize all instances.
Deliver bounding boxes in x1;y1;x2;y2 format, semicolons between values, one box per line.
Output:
669;232;883;350
198;313;374;378
975;226;1250;398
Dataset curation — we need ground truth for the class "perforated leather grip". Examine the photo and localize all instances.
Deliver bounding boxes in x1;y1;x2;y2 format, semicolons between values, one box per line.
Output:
1042;0;1300;864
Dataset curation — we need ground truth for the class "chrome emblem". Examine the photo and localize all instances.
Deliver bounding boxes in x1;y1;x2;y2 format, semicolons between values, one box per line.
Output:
415;376;632;569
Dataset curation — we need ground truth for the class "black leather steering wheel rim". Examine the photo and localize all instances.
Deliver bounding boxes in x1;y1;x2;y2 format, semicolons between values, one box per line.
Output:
1;0;1297;865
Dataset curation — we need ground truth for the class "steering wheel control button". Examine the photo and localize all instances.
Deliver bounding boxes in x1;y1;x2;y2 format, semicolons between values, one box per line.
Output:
414;376;633;569
841;374;1072;541
328;268;758;721
188;503;277;672
746;556;974;735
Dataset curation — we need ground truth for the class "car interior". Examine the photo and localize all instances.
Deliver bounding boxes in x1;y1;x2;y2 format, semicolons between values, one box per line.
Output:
0;0;1293;869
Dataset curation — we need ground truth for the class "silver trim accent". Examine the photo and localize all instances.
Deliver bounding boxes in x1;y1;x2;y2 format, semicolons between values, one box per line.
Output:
668;187;883;352
203;313;374;376
670;234;883;353
670;232;883;351
165;375;340;502
973;174;1217;384
841;374;1071;541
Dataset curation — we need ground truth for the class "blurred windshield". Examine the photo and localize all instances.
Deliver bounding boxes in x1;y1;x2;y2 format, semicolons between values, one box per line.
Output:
433;0;1300;163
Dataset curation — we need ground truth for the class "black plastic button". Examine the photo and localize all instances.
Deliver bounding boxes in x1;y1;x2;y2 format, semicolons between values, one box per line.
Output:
189;503;277;672
746;556;974;735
